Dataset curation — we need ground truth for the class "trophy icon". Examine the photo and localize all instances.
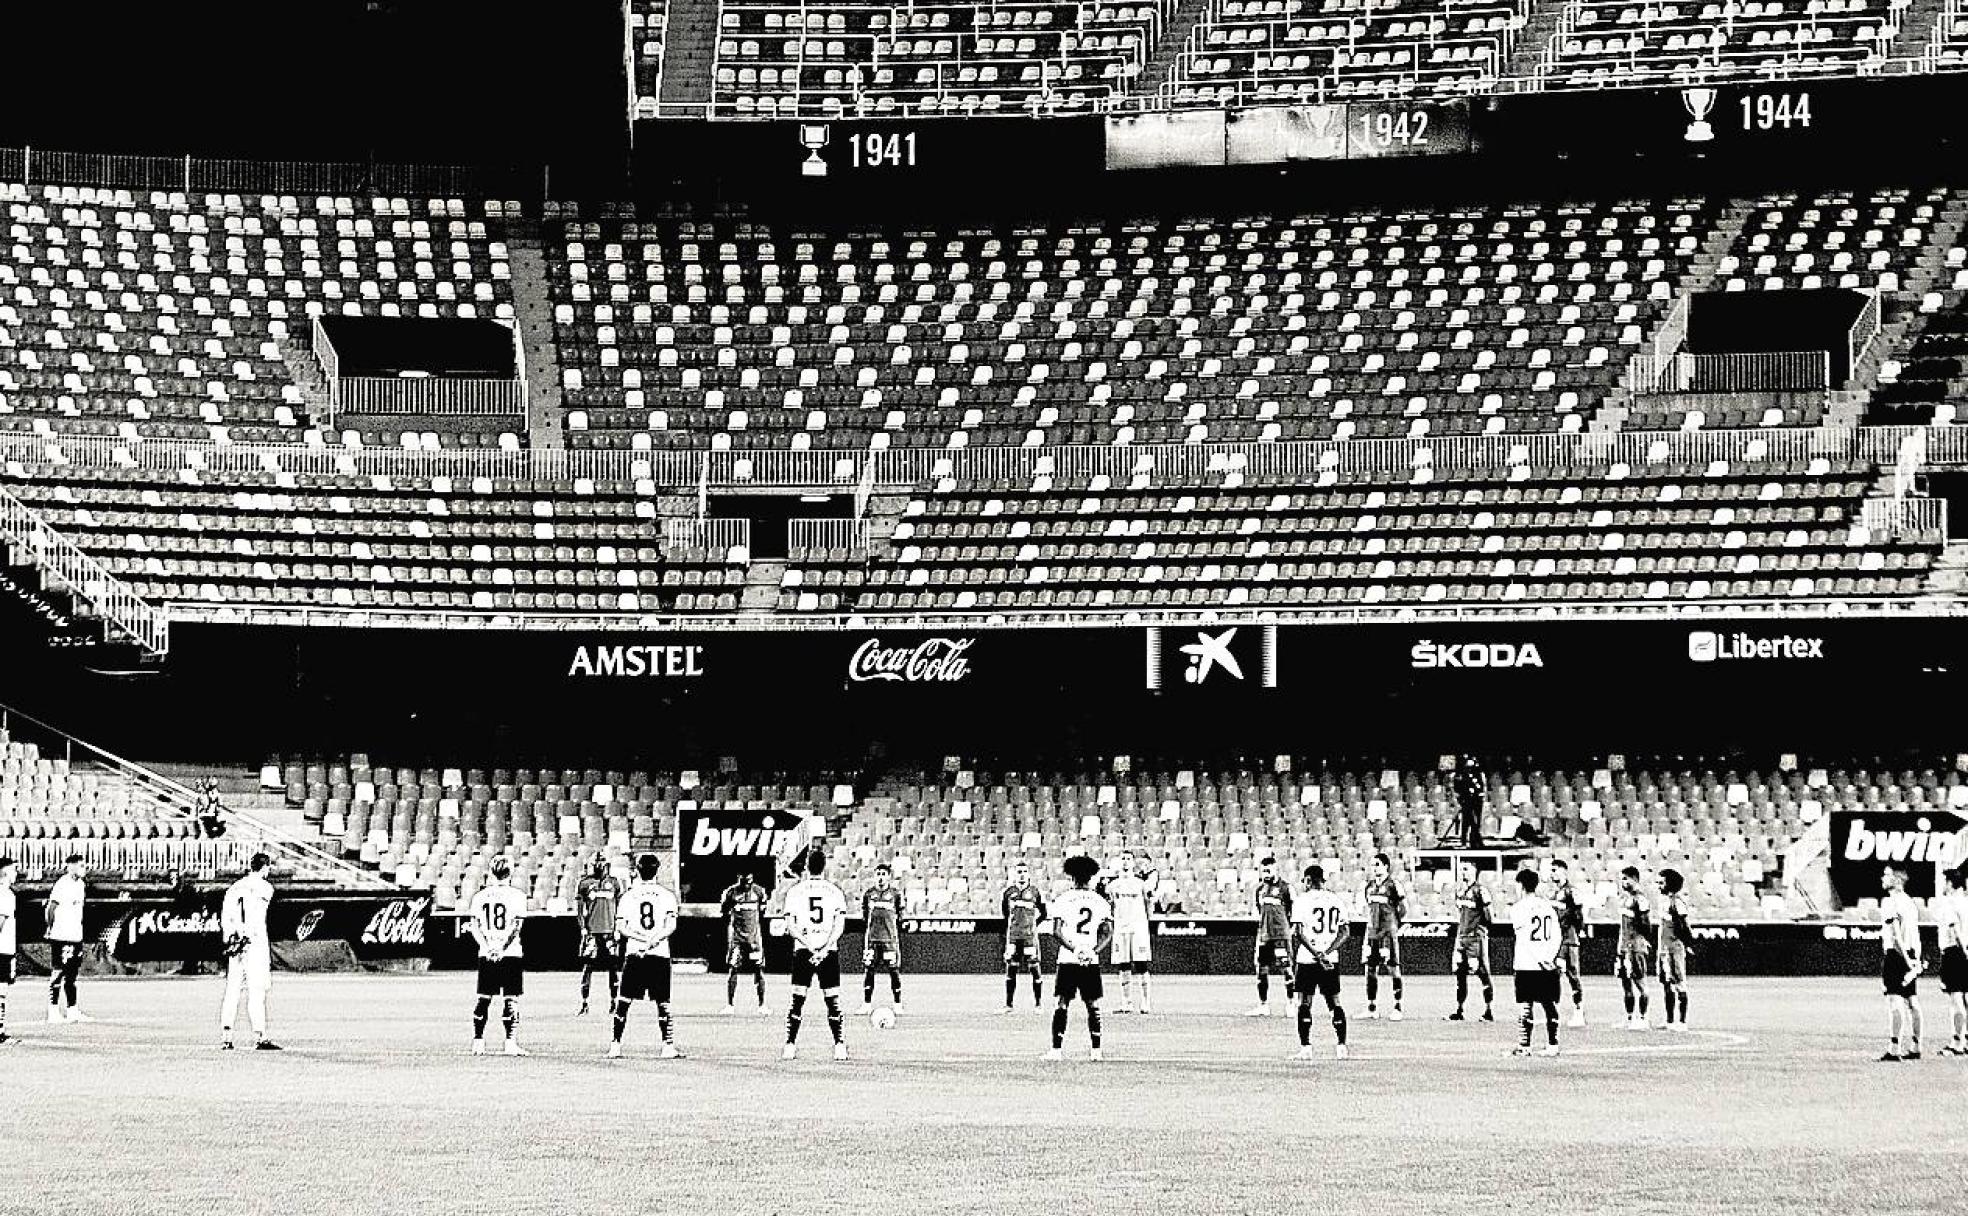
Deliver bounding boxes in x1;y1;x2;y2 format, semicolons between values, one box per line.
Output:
798;123;831;177
1681;87;1717;143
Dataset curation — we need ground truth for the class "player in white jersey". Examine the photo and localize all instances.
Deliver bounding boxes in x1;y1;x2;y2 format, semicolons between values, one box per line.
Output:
1508;869;1564;1058
1878;866;1924;1061
1289;865;1350;1061
220;853;280;1051
1099;851;1158;1014
610;853;683;1060
44;854;91;1023
780;848;850;1061
467;858;529;1057
0;856;17;1045
1047;855;1113;1061
1938;866;1968;1057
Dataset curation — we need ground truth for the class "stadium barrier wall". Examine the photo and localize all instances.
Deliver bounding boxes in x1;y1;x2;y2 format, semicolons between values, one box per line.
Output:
5;891;433;964
424;915;1943;977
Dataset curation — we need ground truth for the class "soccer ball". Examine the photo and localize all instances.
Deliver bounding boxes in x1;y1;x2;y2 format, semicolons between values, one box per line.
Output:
870;1007;897;1031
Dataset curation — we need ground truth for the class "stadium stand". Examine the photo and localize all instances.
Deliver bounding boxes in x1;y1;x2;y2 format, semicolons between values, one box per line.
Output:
548;197;1720;452
1875;269;1968;424
631;0;672;114
1165;0;1529;106
1536;0;1909;90
710;0;1171;116
274;751;1967;924
0;182;519;450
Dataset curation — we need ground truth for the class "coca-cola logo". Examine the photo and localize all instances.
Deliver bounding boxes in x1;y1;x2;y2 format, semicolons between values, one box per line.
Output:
127;909;220;941
848;637;975;683
294;909;326;942
361;898;430;947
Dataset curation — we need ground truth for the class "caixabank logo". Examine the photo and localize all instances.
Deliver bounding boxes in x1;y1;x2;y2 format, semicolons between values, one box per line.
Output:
1144;626;1278;690
1686;630;1826;663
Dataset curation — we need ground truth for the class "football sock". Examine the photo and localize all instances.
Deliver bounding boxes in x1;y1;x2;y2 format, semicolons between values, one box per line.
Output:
1568;969;1585;1006
606;965;620;1003
502;998;519;1040
0;991;8;1034
1138;975;1150;1008
1480;974;1494;1010
657;1002;674;1045
1621;978;1636;1015
1366;970;1379;1005
1661;985;1676;1024
786;993;806;1044
1327;997;1347;1046
1908;1001;1923;1050
1032;973;1043;1005
728;971;740;1006
612;998;630;1043
1006;969;1018;1008
1391;973;1403;1007
1258;972;1270;1003
754;970;766;1006
1086;1002;1102;1049
580;966;593;1003
1297;1000;1313;1046
472;996;492;1040
1454;968;1468;1011
823;994;843;1045
1677;990;1688;1024
1542;1000;1560;1045
1051;1007;1068;1049
888;968;903;1003
1638;988;1650;1017
863;970;876;1003
1518;1005;1533;1049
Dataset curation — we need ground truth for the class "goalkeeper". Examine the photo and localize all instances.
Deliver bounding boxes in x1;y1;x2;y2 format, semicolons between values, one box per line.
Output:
220;853;281;1050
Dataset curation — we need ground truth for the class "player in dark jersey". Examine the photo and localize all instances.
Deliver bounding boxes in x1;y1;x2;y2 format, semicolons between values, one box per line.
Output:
575;856;623;1016
1362;853;1406;1020
1247;856;1295;1017
1448;862;1495;1022
1615;866;1654;1030
1549;858;1588;1026
720;870;769;1013
861;864;905;1013
1656;868;1694;1031
1002;861;1047;1011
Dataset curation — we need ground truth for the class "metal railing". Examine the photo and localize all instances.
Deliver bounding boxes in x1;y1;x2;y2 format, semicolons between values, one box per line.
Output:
1655;350;1832;394
1863;495;1948;542
0;482;169;657
0;422;1955;491
334;376;529;417
665;517;752;557
789;517;872;554
0;145;541;201
160;595;1968;634
1848;288;1882;378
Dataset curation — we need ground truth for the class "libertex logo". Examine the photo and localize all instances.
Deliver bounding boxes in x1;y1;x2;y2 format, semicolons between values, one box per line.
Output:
1687;631;1826;663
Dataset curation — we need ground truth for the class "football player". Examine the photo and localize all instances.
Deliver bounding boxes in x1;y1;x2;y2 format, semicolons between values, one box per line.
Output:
861;864;905;1014
781;849;850;1061
1448;862;1495;1022
1508;869;1563;1058
1361;853;1405;1020
720;869;769;1013
1290;865;1349;1061
1615;866;1654;1030
1248;856;1295;1017
1047;856;1113;1061
1878;865;1924;1061
610;853;683;1060
1100;851;1157;1014
1656;868;1694;1032
575;855;623;1017
219;853;280;1051
466;858;528;1057
1002;861;1047;1011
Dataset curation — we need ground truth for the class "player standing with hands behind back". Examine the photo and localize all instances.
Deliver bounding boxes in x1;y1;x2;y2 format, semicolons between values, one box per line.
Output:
610;853;682;1060
1508;869;1563;1057
467;858;528;1057
1878;865;1924;1062
1048;856;1113;1061
1290;864;1349;1061
781;849;850;1061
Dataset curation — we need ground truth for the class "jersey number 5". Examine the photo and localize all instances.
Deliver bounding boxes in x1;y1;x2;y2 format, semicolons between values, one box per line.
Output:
809;894;827;925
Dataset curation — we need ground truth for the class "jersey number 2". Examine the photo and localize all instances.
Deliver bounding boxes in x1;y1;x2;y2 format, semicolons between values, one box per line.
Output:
1076;907;1094;935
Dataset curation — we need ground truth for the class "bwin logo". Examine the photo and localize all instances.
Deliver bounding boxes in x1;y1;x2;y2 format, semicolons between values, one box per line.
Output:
1181;628;1245;684
1409;641;1545;669
1842;817;1964;866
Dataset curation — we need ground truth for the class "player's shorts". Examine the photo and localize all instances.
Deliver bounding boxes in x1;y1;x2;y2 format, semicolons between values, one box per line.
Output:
1557;943;1582;976
621;955;672;1003
1005;939;1040;966
1882;950;1918;999
475;957;525;998
1657;943;1688;985
1513;969;1561;1005
1364;934;1401;968
1452;934;1490;969
50;942;84;971
790;947;843;992
1255;939;1292;972
1941;946;1968;995
1616;947;1654;980
578;932;620;964
0;953;13;984
727;940;765;970
1294;961;1341;999
864;941;902;970
1113;927;1152;965
1055;962;1104;1004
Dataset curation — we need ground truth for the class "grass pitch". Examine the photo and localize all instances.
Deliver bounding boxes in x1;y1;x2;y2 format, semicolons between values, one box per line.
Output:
0;973;1960;1216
